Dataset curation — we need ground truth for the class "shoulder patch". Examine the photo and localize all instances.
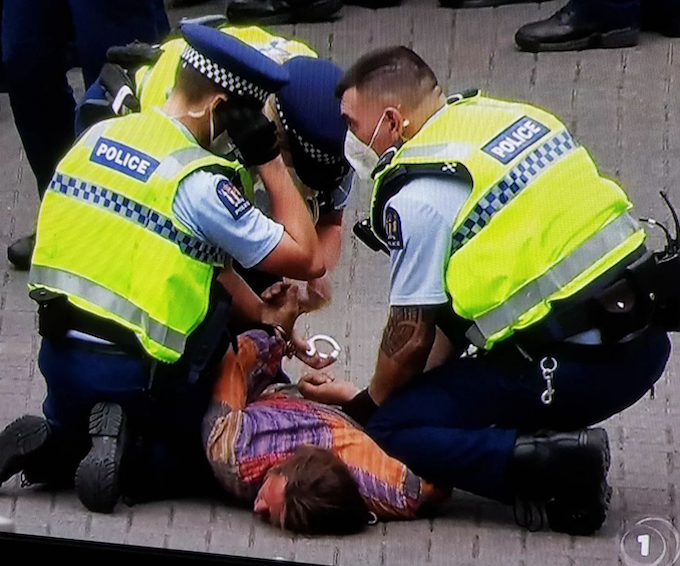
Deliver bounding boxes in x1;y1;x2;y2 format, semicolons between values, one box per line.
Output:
384;206;404;250
216;178;252;219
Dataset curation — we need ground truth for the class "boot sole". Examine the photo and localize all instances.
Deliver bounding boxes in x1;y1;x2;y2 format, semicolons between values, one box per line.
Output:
0;416;50;486
516;27;639;53
75;403;128;514
546;428;612;536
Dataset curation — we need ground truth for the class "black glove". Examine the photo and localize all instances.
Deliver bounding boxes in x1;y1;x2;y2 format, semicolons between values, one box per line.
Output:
106;41;163;71
291;148;350;193
214;98;280;167
99;63;140;114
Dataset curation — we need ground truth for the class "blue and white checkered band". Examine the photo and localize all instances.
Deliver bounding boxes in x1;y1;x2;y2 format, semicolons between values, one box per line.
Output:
49;173;228;265
180;45;270;104
274;97;343;166
450;130;577;254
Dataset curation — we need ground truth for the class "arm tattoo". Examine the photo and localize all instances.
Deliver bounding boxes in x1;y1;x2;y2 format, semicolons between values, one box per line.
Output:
380;306;436;358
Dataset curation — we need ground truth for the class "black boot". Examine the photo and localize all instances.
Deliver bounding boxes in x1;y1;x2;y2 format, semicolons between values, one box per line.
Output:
0;416;51;487
7;233;36;271
507;428;612;536
226;0;343;25
641;0;680;37
75;403;132;514
439;0;539;8
515;0;640;52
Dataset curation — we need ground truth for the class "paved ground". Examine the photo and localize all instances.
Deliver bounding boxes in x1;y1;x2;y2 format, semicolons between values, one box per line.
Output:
1;0;680;564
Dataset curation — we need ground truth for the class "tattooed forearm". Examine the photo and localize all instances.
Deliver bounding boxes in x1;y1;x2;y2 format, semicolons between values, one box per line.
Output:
380;306;437;358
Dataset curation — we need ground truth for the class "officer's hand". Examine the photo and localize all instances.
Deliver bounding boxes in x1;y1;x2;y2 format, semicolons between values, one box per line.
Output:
106;41;163;70
260;281;301;336
299;277;331;313
265;277;330;314
99;63;140;114
298;373;358;405
214;98;280;167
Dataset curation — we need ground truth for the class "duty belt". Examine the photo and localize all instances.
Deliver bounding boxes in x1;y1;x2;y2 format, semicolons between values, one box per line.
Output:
30;288;144;354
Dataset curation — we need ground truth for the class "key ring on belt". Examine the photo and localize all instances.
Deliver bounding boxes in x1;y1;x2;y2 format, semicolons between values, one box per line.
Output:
540;356;558;405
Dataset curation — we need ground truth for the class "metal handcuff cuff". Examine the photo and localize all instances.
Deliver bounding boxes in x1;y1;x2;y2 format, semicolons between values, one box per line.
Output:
271;325;342;366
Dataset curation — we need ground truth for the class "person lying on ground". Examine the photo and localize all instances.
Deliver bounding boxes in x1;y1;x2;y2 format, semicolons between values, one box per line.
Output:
201;325;448;535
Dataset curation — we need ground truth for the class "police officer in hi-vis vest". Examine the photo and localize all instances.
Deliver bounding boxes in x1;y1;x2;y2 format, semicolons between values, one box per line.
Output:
77;20;353;332
299;46;679;536
0;24;326;514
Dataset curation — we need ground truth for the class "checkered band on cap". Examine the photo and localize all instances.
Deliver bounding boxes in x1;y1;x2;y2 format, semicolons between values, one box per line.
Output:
180;45;270;104
275;97;343;166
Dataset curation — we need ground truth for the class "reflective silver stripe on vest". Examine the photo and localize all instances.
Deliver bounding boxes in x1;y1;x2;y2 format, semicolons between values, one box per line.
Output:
48;173;227;264
155;147;218;180
465;212;641;348
29;266;187;354
451;131;576;254
397;142;474;161
81;122;109;149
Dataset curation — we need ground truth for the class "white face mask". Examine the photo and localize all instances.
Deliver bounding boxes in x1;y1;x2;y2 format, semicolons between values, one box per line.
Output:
186;99;221;146
343;110;388;181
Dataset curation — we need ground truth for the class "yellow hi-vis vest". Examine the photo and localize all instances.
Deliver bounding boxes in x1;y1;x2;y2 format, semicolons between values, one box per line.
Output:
370;91;646;350
28;108;247;363
134;26;318;112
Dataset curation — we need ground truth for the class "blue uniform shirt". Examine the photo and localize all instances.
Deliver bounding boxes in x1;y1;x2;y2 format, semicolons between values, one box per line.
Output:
168;116;284;269
173;170;284;269
384;175;470;307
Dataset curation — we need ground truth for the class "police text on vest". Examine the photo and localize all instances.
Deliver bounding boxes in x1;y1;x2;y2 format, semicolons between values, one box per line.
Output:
91;138;160;182
482;117;549;165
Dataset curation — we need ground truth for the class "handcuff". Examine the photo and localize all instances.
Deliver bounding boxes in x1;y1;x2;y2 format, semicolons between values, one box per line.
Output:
271;326;342;365
304;334;342;362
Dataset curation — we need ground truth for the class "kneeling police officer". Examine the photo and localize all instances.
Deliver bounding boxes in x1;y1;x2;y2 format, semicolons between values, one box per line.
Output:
78;19;353;326
0;24;325;513
303;46;680;536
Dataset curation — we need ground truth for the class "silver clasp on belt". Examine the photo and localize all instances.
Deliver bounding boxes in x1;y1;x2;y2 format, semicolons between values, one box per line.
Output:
540;356;558;405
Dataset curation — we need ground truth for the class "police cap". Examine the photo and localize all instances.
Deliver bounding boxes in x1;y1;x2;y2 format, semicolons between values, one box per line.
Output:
275;56;346;168
180;23;289;105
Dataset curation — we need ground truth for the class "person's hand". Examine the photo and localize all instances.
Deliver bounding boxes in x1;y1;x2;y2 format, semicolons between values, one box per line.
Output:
99;63;140;114
214;98;279;167
297;373;358;405
260;281;301;336
106;41;163;70
290;331;336;369
297;276;331;313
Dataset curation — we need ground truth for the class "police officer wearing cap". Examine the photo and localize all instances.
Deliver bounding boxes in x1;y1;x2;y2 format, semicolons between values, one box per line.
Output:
299;46;679;535
0;24;325;514
76;21;354;342
248;55;353;316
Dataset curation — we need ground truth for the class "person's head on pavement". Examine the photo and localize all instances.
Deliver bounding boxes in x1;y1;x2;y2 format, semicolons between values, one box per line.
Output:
335;46;445;179
163;23;289;150
254;445;371;534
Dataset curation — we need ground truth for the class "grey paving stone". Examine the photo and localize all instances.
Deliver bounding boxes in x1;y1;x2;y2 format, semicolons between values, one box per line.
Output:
165;527;211;553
